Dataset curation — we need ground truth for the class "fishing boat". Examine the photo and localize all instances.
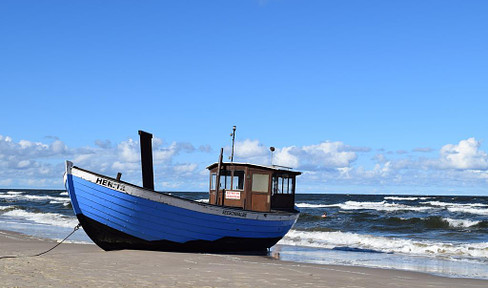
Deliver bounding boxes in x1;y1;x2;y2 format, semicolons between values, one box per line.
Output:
64;130;301;253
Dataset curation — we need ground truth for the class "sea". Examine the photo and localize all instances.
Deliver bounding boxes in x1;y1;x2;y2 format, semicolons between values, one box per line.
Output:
1;189;487;279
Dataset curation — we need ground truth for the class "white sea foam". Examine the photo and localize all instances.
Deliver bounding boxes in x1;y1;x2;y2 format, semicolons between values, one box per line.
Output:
297;201;433;212
447;207;488;216
279;229;488;260
340;201;431;212
0;193;70;203
419;201;488;216
444;218;480;228
0;205;15;211
385;196;419;201
49;200;72;207
6;191;24;195
396;216;481;228
196;198;209;203
296;203;336;208
23;195;69;202
421;201;488;208
3;209;78;228
59;192;68;196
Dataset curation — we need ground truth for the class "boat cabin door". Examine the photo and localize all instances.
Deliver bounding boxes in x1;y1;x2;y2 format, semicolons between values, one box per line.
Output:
270;173;296;211
249;172;271;212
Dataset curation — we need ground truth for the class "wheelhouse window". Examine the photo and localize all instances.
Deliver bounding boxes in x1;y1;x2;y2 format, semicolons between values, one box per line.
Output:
211;173;216;190
212;170;245;190
272;175;294;195
220;171;232;190
252;173;269;193
232;170;245;190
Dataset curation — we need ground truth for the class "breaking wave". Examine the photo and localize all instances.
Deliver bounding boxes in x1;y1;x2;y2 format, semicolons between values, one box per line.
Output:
2;209;78;228
296;203;333;208
280;229;488;261
420;201;488;216
384;196;430;201
0;193;70;203
297;199;488;216
384;216;486;229
298;201;433;212
0;205;15;211
447;207;488;216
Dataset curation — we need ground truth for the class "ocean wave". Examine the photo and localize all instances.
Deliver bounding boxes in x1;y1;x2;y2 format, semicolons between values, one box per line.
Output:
279;229;488;260
297;200;434;212
6;191;24;195
447;207;488;216
0;205;16;211
296;203;336;208
384;196;430;201
419;201;488;216
338;201;432;212
2;209;78;228
49;200;72;207
0;193;70;203
445;218;482;228
196;198;209;203
385;216;482;229
421;201;488;208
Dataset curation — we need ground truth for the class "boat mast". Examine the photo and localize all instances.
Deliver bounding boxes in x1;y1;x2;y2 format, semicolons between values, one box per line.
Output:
230;125;236;162
215;148;224;205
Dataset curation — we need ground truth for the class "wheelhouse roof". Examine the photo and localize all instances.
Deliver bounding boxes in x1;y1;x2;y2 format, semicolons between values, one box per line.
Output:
206;162;302;175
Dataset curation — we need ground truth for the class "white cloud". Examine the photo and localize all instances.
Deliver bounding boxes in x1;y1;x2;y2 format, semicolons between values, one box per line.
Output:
50;140;67;154
117;138;140;163
234;139;269;164
438;138;488;170
0;134;204;189
111;161;140;172
234;139;358;170
173;163;198;174
235;139;268;158
300;141;357;169
290;137;488;191
273;146;299;168
1;133;487;193
17;160;31;169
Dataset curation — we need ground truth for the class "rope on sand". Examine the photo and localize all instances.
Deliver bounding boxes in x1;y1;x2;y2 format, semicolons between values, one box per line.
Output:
0;223;81;259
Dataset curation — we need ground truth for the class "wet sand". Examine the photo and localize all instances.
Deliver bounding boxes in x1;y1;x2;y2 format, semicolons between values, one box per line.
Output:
1;230;486;287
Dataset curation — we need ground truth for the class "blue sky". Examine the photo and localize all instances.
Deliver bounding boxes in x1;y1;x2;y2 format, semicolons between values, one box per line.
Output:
1;1;487;195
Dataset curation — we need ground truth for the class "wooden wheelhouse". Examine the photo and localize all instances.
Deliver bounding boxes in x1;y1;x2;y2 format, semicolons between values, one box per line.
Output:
207;163;301;212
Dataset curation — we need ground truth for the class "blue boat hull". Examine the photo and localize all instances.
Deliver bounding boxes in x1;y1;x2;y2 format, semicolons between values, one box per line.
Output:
76;214;283;253
64;162;299;253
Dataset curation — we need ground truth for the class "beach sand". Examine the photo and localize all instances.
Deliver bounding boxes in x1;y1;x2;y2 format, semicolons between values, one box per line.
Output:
1;230;486;288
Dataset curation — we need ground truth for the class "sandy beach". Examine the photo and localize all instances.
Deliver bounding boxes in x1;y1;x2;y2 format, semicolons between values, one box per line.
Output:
0;230;486;288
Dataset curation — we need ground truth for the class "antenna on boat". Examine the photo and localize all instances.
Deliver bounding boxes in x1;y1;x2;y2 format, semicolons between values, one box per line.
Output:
230;125;236;163
270;146;275;166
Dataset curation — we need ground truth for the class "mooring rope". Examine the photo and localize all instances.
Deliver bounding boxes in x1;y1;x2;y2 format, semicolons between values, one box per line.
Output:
0;223;81;259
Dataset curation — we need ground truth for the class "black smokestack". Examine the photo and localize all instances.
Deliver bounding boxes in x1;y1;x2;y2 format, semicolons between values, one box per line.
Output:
138;130;154;190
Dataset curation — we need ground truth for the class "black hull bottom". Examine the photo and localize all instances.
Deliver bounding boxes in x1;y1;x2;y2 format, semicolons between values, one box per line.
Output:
77;214;282;254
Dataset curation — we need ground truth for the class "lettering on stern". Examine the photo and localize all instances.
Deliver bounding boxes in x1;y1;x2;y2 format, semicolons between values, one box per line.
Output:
222;210;247;218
